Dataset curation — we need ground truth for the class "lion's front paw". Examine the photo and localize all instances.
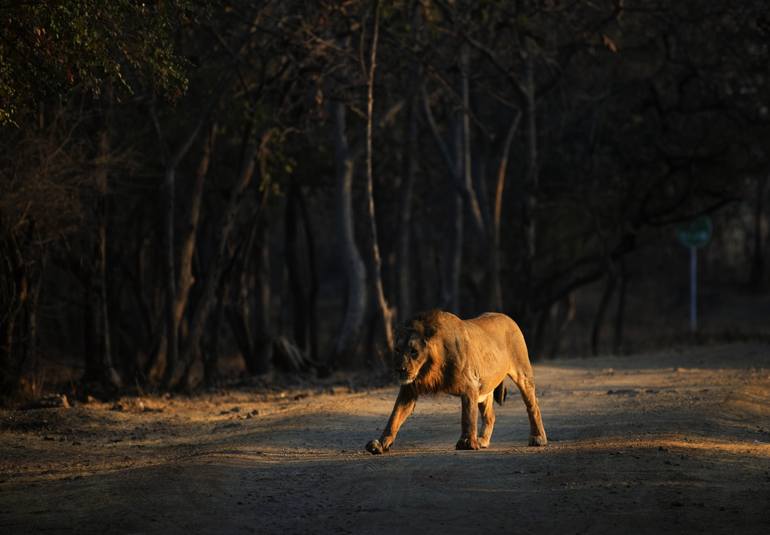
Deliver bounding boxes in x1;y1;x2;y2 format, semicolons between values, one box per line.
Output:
455;437;480;450
528;435;547;447
366;439;386;454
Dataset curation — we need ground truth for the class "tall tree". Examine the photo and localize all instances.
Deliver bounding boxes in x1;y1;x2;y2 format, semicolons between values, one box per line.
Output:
363;0;394;354
331;100;368;367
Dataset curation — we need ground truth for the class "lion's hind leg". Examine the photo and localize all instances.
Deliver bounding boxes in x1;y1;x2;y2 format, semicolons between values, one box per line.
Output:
493;382;507;405
511;374;547;447
477;395;496;448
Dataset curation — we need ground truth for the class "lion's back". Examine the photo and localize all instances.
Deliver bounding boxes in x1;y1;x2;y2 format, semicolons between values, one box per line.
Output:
463;312;531;375
466;312;519;342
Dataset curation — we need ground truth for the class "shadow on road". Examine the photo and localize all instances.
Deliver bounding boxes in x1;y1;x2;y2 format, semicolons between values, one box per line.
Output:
2;344;769;534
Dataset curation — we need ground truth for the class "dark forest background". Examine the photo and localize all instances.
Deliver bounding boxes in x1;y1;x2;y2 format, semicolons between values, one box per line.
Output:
1;1;769;398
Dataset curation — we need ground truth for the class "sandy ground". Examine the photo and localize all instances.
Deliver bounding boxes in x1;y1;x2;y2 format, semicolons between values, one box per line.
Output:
1;343;769;534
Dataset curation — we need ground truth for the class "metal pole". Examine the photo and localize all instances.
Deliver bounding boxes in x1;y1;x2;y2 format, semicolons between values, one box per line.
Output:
690;246;697;333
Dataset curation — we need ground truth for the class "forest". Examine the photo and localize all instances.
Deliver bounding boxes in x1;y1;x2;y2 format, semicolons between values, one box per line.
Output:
1;0;769;399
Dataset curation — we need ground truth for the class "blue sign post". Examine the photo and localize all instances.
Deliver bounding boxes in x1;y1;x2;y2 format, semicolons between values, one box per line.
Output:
676;216;713;333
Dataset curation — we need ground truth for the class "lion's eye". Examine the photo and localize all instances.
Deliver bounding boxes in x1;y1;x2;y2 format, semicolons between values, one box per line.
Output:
409;348;418;358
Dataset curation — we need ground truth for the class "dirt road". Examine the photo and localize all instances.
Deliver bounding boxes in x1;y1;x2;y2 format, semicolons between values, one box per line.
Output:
2;343;770;534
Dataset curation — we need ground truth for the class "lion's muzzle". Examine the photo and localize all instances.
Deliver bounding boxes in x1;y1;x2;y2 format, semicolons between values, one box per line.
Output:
397;366;414;384
398;372;415;385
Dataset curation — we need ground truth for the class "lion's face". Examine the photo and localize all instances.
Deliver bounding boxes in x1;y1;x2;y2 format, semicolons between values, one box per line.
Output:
393;330;430;385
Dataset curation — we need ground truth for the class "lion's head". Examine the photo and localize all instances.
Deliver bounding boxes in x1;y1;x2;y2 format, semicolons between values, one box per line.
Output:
392;311;440;385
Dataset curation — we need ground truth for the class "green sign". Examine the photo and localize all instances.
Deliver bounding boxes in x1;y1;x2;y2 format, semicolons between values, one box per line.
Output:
676;215;712;248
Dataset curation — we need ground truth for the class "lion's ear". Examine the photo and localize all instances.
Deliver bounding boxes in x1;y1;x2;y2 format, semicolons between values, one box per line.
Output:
420;310;441;341
422;319;437;341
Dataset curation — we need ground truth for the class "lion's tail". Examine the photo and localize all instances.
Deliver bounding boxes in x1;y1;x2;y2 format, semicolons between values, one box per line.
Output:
493;382;507;406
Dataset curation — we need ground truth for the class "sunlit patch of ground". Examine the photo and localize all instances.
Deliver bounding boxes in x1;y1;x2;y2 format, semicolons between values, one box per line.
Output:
1;343;769;534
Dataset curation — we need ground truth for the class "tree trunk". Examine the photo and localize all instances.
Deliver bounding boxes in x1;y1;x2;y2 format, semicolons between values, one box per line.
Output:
0;313;15;394
612;259;627;355
285;182;319;360
296;187;320;362
161;160;179;386
0;235;27;395
332;101;367;367
591;272;617;356
531;304;550;361
750;176;767;290
173;136;262;387
363;0;394;355
522;52;539;311
445;178;464;314
139;215;166;381
395;2;422;324
25;268;42;390
411;217;431;311
251;220;273;375
171;125;217;389
548;292;576;359
148;102;213;386
225;250;259;376
175;124;216;344
0;226;45;398
203;276;227;387
81;269;98;383
422;66;481;313
489;113;521;311
96;128;121;389
285;183;308;352
422;93;464;313
446;120;464;313
397;92;418;322
459;44;485;239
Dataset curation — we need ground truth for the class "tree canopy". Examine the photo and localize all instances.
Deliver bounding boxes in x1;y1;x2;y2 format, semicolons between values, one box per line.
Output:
1;0;768;397
0;0;188;124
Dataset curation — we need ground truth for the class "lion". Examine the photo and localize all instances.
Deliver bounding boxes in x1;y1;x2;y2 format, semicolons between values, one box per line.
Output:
365;310;547;454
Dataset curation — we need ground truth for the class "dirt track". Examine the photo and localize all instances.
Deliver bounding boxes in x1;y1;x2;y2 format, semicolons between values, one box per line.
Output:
2;343;770;534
